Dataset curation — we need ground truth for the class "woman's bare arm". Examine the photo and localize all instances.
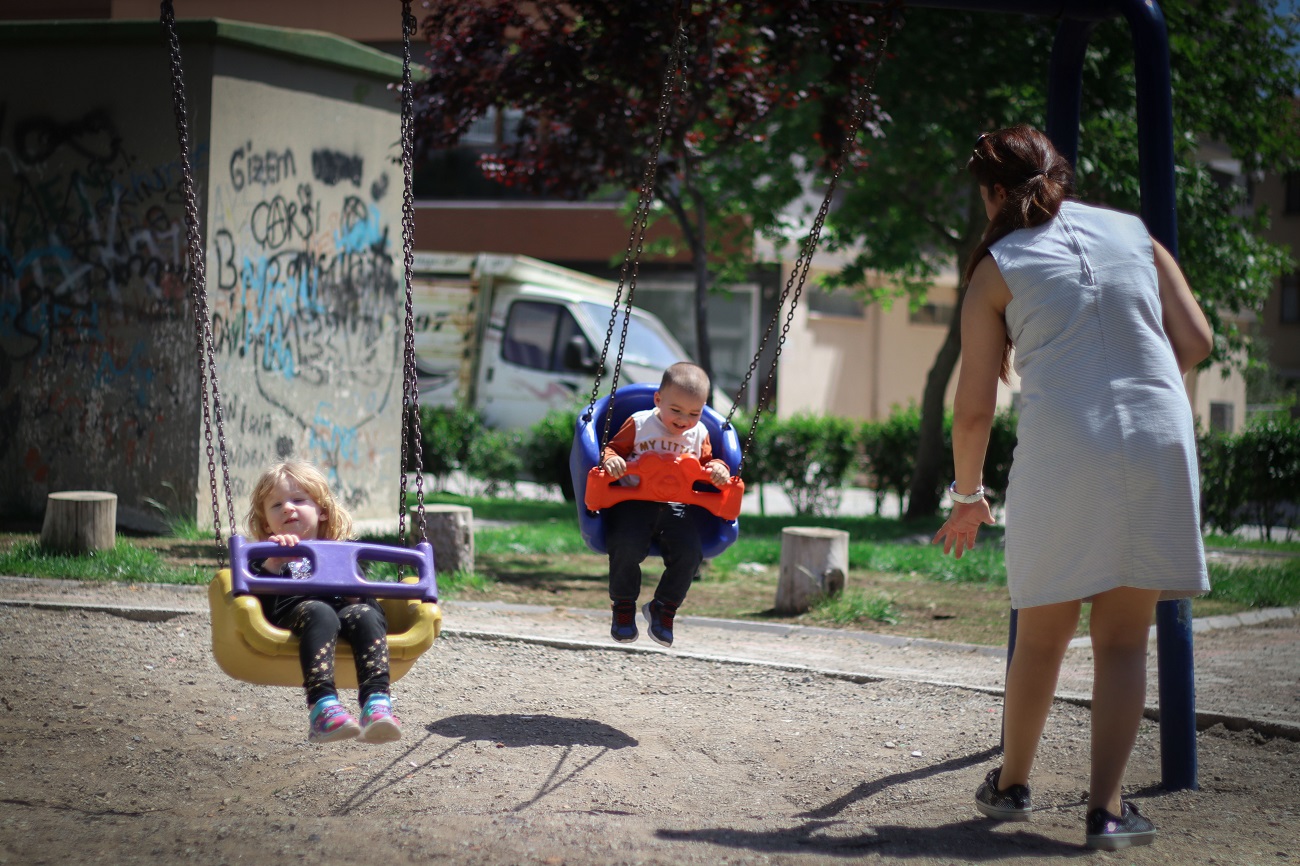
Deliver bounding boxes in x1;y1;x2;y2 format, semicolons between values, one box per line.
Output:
1153;239;1213;373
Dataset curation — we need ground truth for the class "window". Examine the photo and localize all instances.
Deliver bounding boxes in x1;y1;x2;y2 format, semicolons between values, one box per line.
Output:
807;286;865;318
1281;273;1299;325
502;301;598;372
578;302;684;371
910;303;955;326
1209;401;1235;434
1285;172;1300;216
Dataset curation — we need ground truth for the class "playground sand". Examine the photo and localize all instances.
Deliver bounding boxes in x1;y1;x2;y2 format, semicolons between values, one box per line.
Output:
0;584;1297;865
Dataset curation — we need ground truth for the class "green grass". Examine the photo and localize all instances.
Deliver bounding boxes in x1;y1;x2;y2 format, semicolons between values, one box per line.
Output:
1204;534;1300;553
421;492;574;523
475;522;590;556
810;587;901;626
1207;559;1300;608
0;540;206;585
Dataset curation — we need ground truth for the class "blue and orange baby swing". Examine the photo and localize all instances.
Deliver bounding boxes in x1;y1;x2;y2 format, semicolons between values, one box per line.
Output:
567;7;894;558
160;1;440;687
162;1;892;679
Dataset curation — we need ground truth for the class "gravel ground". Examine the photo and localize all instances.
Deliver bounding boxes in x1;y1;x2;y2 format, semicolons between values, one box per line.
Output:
1;580;1298;865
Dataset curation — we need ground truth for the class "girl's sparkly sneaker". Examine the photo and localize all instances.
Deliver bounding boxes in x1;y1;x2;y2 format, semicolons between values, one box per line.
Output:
308;697;360;743
358;694;402;743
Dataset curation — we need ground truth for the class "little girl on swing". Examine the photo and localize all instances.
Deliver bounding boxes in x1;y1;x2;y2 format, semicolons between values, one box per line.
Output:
246;460;402;744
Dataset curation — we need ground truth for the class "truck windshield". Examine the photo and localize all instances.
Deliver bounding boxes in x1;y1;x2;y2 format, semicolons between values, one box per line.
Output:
580;302;687;369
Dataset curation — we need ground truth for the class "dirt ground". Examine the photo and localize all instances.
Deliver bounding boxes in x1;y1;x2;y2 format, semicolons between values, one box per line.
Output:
2;593;1298;866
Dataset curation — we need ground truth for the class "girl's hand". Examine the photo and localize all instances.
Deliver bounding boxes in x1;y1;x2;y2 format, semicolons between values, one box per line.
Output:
932;500;996;559
603;455;627;479
707;461;731;487
264;534;302;573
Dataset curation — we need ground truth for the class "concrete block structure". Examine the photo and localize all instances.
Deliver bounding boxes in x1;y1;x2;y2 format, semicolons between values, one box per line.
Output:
0;20;408;530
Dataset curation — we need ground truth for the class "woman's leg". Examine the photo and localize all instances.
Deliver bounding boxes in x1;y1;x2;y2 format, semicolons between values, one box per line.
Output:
1086;586;1160;814
1000;599;1081;786
285;599;343;707
338;601;391;706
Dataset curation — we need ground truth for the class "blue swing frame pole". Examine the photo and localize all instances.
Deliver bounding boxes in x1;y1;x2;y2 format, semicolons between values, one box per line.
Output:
840;0;1198;790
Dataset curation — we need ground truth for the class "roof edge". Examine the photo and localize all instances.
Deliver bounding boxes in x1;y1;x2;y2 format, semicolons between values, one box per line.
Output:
0;18;425;82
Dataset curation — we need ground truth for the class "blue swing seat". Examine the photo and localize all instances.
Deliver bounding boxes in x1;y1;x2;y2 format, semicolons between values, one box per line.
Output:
570;382;742;558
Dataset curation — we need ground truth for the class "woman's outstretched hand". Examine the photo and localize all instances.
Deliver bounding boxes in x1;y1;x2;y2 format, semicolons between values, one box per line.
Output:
932;500;996;558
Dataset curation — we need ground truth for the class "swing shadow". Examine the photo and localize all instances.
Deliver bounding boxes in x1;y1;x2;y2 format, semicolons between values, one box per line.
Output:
428;713;639;811
798;745;1001;819
656;746;1085;859
332;729;453;816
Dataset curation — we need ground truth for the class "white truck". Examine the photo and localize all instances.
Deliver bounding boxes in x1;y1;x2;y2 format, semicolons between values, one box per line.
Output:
410;251;698;430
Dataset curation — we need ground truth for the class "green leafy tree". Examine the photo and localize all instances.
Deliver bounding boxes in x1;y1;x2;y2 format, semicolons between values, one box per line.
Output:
825;3;1299;517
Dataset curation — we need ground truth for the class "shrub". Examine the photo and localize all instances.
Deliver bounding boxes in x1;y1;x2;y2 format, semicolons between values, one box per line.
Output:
1199;416;1300;540
464;427;526;498
418;405;482;490
860;404;921;514
764;413;858;516
524;408;580;501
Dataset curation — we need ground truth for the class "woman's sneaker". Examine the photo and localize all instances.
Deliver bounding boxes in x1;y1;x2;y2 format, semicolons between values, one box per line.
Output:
610;600;639;643
358;694;402;743
1086;801;1156;850
308;697;360;743
642;599;676;647
974;767;1032;821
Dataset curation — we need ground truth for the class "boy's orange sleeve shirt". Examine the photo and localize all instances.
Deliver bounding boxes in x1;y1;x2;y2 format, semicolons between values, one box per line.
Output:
601;417;638;463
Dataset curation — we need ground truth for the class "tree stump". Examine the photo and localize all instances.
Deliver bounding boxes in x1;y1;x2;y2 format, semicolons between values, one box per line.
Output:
415;504;474;575
40;491;118;554
775;526;848;614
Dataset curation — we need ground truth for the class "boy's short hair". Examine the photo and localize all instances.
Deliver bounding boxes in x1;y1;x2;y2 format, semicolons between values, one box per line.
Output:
245;460;354;542
659;361;711;401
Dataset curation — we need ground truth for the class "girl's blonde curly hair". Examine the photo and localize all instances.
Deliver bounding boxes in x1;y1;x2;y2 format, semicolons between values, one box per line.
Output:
245;460;354;542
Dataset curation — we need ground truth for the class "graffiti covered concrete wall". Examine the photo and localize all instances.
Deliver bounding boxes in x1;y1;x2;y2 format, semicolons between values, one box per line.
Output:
0;23;404;532
205;71;403;530
0;37;205;529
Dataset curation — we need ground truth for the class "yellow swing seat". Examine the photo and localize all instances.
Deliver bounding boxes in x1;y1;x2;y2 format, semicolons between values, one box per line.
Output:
208;537;442;688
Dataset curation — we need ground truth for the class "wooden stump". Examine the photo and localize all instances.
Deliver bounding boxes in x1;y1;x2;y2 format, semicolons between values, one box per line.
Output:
775;526;848;614
40;491;118;554
414;504;474;575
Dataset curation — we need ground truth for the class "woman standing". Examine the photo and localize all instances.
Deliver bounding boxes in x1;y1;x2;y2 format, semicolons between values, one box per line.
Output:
933;125;1212;850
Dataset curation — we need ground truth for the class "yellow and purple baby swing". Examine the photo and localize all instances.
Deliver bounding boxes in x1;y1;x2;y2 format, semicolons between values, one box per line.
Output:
160;0;440;687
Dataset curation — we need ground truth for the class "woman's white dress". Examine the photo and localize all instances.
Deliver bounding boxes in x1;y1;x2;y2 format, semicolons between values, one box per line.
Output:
990;200;1209;609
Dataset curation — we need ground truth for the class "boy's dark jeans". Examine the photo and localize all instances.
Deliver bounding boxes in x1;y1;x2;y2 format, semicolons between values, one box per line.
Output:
606;499;704;608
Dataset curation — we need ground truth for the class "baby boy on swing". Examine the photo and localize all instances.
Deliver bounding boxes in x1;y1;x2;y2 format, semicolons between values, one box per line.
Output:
600;361;732;647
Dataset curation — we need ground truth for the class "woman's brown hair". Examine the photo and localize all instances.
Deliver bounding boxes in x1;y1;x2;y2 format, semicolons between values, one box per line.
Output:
964;125;1075;380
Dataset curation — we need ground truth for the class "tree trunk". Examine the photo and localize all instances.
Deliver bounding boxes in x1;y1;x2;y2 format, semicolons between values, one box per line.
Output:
906;201;984;520
41;491;117;554
905;296;964;520
775;527;848;614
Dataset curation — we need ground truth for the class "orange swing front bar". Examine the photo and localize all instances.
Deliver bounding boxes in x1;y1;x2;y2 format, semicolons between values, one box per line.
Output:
584;452;745;520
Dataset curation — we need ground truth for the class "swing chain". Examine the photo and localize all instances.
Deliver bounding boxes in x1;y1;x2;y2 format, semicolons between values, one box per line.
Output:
161;0;238;559
586;10;690;450
397;0;427;547
732;13;896;475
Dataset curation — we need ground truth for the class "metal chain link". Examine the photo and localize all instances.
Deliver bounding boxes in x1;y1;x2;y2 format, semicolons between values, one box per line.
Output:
732;14;896;476
397;0;427;547
585;13;689;449
160;1;237;559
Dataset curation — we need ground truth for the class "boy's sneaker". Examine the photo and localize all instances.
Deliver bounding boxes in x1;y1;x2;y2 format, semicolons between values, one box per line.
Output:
308;697;360;743
1085;801;1156;850
358;694;402;744
611;600;639;643
974;767;1032;821
642;599;676;648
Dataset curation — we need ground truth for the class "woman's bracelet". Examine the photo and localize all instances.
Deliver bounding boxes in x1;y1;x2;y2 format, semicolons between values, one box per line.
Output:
948;481;986;504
